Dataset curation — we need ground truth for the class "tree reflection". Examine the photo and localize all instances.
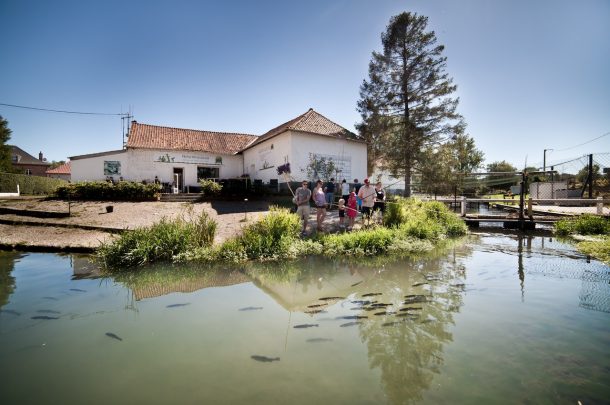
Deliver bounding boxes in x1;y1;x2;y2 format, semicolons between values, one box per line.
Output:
0;252;22;309
355;247;470;404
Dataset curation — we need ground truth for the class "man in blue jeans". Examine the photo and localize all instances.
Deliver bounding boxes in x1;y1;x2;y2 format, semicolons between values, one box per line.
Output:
324;178;335;209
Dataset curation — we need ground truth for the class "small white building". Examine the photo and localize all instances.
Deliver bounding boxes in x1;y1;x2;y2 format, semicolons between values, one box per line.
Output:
70;109;367;191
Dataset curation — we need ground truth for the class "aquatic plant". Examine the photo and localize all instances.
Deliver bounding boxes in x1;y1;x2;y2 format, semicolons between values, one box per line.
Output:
576;237;610;264
555;215;610;236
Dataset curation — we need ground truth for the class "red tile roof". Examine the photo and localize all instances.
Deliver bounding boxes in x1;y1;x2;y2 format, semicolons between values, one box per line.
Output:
127;122;258;155
243;108;361;150
46;162;71;174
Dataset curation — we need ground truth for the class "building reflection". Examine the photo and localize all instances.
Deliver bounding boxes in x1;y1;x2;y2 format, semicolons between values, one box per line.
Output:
0;252;22;309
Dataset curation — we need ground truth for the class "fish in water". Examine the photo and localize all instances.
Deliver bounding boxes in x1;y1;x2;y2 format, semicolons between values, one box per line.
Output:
451;283;466;288
307;304;327;308
306;338;333;343
382;321;402;327
36;310;61;314
374;312;387;316
69;288;87;293
0;309;20;316
293;324;319;329
166;303;190;308
400;306;423;312
251;355;280;363
396;313;419;319
412;282;428;287
319;297;344;301
304;309;327;315
370;303;390;307
335;315;368;320
362;307;381;311
351;281;363;287
238;306;263;311
31;316;58;320
340;321;361;327
362;293;382;297
105;332;123;341
350;300;373;306
43;297;58;301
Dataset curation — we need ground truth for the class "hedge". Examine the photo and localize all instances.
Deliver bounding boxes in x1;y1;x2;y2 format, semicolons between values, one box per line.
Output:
0;172;67;195
54;181;161;201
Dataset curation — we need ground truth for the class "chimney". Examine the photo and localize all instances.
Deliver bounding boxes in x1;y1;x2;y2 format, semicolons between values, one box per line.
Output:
39;151;43;161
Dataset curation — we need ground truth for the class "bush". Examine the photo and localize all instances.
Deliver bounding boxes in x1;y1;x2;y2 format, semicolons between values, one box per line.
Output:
555;215;610;236
55;181;161;201
238;206;301;260
199;179;222;197
0;172;66;195
97;210;217;269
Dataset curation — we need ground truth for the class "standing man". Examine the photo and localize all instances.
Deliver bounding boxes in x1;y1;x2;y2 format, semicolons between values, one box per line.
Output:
357;178;375;224
295;180;312;235
324;178;336;209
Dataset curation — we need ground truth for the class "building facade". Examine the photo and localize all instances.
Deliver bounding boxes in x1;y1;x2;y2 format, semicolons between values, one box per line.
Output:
70;109;367;191
9;146;51;176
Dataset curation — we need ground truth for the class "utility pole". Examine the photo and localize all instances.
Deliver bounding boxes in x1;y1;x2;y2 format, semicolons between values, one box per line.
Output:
543;149;553;174
588;154;593;198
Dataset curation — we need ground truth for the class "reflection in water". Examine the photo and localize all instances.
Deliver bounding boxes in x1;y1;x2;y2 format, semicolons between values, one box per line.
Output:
0;252;21;309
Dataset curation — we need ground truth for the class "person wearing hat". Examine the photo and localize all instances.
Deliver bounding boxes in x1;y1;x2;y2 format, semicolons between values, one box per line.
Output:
357;178;375;222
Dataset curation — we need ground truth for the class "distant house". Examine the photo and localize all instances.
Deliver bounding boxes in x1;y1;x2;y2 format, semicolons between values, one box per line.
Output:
46;161;71;181
70;109;367;191
9;145;51;176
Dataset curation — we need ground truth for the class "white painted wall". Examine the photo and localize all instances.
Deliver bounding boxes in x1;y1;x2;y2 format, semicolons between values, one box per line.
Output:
242;131;367;184
290;131;367;183
242;132;292;183
71;148;242;187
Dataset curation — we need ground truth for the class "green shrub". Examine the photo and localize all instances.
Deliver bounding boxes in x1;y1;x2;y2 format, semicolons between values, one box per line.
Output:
199;179;222;197
55;181;161;201
555;215;610;236
97;210;217;269
0;172;66;195
238;206;301;259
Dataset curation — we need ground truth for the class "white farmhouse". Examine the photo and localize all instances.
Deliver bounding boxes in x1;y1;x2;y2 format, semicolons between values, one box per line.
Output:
70;109;367;191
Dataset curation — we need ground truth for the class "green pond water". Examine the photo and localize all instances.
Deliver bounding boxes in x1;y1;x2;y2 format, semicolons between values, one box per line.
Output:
0;233;609;404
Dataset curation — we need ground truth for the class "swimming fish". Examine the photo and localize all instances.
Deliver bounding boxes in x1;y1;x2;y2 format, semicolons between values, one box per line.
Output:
36;310;61;314
335;315;367;320
306;338;333;343
43;297;58;301
351;281;363;287
319;297;344;301
251;355;280;362
412;282;428;287
382;322;402;327
238;306;263;311
369;303;390;307
293;324;319;329
304;309;326;315
339;322;361;327
396;313;419;319
105;332;122;341
31;316;58;320
307;304;327;308
166;303;190;308
400;307;423;312
362;293;382;297
373;312;387;316
0;309;21;316
350;300;373;305
69;288;87;292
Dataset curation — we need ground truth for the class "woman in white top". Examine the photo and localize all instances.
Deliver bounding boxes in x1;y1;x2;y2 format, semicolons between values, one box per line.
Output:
341;179;350;203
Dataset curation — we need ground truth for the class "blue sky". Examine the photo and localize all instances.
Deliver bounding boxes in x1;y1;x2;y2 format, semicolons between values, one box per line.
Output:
1;0;609;171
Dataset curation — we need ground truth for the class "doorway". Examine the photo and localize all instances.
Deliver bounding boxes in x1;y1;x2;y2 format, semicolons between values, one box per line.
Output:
173;168;184;192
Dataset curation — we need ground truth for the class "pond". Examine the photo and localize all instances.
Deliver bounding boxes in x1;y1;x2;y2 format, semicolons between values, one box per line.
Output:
0;233;609;404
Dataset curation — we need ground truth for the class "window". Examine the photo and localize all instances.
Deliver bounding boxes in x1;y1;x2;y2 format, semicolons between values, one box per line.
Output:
25;169;32;175
197;166;219;180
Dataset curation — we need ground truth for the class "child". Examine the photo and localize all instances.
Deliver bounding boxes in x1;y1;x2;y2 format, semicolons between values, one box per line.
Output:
347;191;358;230
338;198;346;228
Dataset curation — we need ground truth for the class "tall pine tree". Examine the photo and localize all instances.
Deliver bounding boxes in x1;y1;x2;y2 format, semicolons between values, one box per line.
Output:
357;12;465;196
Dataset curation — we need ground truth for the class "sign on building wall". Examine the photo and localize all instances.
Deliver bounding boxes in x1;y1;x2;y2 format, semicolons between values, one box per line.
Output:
258;145;274;170
104;161;121;175
156;153;223;165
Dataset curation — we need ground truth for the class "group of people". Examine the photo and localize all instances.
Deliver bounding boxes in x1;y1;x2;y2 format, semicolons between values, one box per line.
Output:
294;178;386;234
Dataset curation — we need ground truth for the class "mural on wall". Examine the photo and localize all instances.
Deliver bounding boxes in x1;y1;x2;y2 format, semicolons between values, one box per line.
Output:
104;161;121;175
155;153;222;165
302;153;351;181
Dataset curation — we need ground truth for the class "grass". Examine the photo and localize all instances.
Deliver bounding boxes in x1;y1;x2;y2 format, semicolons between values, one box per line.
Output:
554;214;610;264
99;199;468;270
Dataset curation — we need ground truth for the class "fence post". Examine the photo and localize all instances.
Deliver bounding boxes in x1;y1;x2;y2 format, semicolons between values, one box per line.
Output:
17;184;20;196
527;197;533;217
597;196;603;215
460;196;466;217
